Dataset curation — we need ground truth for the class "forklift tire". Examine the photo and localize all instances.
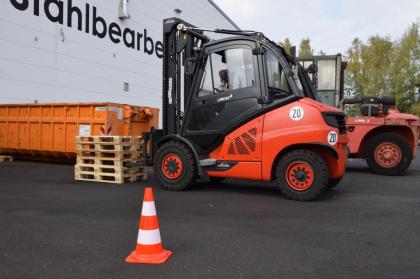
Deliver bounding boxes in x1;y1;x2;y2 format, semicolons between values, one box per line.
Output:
326;176;343;190
154;140;197;191
275;149;329;201
365;133;412;176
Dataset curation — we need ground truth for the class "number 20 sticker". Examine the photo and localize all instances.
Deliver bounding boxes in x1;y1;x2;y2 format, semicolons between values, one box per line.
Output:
289;106;304;121
327;131;338;145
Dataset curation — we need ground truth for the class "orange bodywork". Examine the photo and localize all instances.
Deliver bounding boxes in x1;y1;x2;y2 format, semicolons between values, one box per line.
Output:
207;98;348;181
346;111;420;158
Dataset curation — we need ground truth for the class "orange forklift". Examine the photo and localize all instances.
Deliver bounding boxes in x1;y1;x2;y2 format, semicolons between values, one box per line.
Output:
298;54;419;176
142;18;348;201
342;97;419;175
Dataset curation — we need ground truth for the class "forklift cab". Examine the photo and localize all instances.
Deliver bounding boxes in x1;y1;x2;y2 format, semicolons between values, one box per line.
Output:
183;36;317;151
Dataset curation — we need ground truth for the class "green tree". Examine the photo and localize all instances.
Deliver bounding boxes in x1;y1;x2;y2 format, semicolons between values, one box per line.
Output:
279;38;293;56
345;22;420;114
345;35;395;112
390;23;420;113
298;38;313;57
345;38;363;99
345;37;394;114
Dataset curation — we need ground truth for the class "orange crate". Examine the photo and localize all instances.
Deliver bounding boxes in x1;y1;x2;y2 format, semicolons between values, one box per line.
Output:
0;103;159;159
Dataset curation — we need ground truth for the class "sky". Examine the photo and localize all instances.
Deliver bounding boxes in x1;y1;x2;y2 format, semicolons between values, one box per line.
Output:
214;0;420;55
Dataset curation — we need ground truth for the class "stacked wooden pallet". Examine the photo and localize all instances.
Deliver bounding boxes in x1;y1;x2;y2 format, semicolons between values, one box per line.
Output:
75;136;146;184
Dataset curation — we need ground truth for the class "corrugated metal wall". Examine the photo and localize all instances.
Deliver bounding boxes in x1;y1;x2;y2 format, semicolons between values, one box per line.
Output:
0;0;237;112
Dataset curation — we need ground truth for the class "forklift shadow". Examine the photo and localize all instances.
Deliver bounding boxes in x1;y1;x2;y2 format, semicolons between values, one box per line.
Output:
316;188;344;202
345;159;371;174
194;179;341;201
345;166;372;174
346;166;419;177
194;179;280;197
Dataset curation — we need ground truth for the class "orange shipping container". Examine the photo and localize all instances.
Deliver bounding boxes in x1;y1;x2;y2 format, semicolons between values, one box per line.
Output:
0;103;159;159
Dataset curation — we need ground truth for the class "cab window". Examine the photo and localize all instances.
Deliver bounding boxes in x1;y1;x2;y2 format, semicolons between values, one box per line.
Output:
264;50;291;98
199;48;256;97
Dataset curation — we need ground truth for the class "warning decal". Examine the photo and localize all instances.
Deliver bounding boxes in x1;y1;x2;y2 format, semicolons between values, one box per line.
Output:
327;131;338;145
289;106;304;121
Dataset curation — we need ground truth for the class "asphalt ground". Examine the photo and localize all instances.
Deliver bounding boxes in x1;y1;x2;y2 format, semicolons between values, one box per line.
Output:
1;150;420;279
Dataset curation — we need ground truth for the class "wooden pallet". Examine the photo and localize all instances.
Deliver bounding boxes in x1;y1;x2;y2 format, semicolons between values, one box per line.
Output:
75;164;144;174
76;150;141;161
74;164;146;184
76;136;142;160
74;136;146;184
76;136;143;145
77;157;126;166
75;172;139;184
76;143;140;152
0;155;13;162
76;157;144;167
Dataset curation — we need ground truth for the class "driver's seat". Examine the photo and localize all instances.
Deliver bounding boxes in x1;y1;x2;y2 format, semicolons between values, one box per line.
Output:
219;69;229;91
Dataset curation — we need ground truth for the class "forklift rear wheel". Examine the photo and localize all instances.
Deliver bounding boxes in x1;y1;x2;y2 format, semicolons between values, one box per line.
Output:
275;149;329;201
365;133;412;175
154;141;197;191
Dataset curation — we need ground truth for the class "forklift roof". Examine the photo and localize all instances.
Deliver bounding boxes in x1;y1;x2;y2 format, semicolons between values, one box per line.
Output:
164;17;295;63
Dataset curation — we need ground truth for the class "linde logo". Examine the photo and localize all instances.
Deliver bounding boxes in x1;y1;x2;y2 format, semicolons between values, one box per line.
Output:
9;0;163;58
217;94;233;103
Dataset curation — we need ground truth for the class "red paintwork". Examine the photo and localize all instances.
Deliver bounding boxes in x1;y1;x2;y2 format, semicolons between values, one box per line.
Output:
285;161;315;191
207;115;264;180
299;97;344;113
374;142;402;168
161;153;183;179
346;110;420;158
207;97;348;181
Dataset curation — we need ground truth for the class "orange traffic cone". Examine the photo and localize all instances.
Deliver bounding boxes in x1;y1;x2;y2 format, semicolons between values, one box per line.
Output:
125;187;172;264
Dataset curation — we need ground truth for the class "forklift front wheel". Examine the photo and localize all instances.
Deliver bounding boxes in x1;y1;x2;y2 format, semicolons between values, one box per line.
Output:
154;140;197;191
275;149;329;201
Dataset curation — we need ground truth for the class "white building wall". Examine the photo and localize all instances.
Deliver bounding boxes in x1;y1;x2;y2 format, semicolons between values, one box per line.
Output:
0;0;238;112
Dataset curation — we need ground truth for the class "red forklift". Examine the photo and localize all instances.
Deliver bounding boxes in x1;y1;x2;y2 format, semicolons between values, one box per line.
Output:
142;18;348;201
298;55;420;176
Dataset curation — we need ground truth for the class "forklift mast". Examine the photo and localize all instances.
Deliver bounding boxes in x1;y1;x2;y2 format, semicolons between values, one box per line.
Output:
162;18;209;135
141;18;208;166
